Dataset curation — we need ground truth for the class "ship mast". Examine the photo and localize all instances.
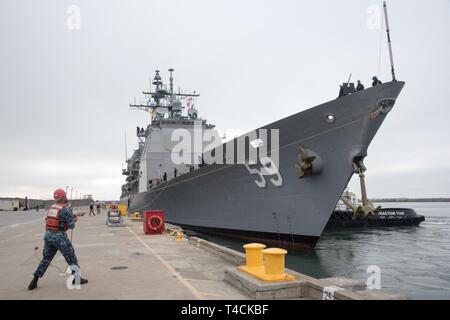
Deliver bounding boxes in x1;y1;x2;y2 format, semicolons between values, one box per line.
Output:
129;68;200;119
383;1;397;81
168;68;174;94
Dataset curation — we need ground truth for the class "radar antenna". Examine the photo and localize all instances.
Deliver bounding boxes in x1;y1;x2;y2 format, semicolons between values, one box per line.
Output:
129;68;200;120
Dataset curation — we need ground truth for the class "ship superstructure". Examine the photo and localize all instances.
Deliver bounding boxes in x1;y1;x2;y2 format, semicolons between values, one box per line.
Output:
121;69;218;199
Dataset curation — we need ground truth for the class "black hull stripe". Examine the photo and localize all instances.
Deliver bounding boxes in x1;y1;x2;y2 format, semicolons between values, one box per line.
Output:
166;221;319;250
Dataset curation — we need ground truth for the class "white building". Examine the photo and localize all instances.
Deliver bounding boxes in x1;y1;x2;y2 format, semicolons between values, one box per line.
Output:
0;199;20;211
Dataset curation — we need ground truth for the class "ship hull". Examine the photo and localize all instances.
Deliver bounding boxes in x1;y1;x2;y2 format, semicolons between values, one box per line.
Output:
122;81;405;248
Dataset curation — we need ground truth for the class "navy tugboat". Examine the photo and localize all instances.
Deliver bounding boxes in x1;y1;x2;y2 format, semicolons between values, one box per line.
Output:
327;188;425;229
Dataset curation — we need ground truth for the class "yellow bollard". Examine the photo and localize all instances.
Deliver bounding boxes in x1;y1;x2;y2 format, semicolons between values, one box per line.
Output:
118;204;128;216
131;212;142;221
238;244;295;282
260;248;295;281
243;243;266;269
238;243;266;277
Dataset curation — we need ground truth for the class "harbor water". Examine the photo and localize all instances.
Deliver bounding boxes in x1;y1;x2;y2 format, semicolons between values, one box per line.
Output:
201;202;450;299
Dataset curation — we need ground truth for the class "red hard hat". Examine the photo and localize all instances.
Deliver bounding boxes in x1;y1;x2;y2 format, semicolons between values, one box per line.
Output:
53;189;67;201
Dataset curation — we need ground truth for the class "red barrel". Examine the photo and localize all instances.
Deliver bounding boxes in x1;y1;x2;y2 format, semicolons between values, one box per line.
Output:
143;210;165;235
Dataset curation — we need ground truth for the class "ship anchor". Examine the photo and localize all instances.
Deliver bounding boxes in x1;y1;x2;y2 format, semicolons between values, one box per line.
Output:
295;146;322;178
340;160;381;220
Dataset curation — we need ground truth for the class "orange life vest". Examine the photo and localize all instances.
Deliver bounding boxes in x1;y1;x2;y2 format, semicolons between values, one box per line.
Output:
45;203;68;231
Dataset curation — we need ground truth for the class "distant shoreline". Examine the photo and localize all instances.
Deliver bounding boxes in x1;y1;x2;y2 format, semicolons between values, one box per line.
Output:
371;198;450;203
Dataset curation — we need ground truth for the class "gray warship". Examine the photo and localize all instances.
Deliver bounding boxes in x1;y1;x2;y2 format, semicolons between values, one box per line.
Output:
120;2;404;248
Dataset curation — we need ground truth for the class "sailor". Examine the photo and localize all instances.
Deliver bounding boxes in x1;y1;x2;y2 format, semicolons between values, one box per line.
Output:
89;202;95;216
372;76;382;87
28;189;88;290
356;80;365;91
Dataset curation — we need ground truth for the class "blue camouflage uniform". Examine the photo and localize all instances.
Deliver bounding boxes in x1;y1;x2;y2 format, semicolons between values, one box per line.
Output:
33;206;79;278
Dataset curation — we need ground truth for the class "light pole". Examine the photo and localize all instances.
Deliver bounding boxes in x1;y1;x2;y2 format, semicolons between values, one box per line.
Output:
70;187;73;200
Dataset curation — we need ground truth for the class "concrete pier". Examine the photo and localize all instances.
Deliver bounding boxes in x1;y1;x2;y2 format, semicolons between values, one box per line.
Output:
0;210;406;300
0;210;247;299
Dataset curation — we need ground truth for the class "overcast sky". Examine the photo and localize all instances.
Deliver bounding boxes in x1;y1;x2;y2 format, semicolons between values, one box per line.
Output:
0;0;449;200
